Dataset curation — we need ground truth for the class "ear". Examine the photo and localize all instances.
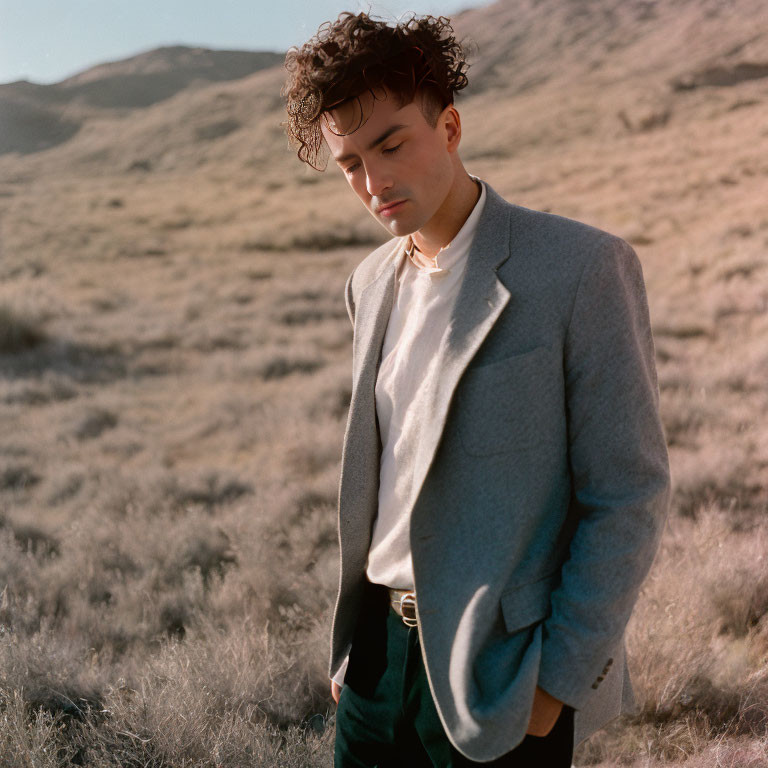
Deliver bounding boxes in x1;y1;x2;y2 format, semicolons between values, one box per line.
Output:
442;104;462;153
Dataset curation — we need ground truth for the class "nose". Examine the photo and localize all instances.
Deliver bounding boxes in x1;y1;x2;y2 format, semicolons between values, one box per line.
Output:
364;160;393;198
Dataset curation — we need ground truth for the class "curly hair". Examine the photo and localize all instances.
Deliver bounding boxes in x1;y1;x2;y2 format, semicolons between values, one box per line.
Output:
282;11;470;170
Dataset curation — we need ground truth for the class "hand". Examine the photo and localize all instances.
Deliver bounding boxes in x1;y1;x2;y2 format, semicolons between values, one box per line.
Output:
331;680;342;704
525;686;563;737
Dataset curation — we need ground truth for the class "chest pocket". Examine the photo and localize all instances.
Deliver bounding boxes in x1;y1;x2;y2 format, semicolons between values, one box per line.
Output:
455;344;561;456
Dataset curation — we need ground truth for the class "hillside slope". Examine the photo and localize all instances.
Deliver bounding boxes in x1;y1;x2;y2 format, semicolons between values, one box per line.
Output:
0;46;283;156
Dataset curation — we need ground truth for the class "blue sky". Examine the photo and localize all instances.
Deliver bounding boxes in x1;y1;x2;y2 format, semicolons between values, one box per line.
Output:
0;0;485;85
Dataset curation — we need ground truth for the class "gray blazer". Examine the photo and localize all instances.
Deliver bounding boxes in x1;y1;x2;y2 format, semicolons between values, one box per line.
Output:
329;181;671;761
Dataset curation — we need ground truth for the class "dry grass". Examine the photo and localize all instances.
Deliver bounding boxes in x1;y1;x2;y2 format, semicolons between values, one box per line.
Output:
0;303;48;353
0;0;767;764
574;506;768;765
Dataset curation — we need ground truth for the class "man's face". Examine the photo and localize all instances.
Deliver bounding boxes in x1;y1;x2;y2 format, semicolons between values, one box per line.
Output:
321;88;457;237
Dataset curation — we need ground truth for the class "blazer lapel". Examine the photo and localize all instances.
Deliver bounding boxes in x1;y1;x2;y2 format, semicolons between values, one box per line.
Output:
409;184;513;512
337;240;401;553
350;241;401;391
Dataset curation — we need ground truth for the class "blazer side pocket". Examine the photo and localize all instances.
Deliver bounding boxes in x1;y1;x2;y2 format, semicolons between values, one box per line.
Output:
456;344;561;456
500;571;558;634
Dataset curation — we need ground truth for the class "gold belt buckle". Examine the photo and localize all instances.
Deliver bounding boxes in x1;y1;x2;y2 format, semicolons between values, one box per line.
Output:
399;591;418;627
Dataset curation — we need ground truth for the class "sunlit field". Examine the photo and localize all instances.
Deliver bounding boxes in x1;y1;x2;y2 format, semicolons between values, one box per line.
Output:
1;1;767;765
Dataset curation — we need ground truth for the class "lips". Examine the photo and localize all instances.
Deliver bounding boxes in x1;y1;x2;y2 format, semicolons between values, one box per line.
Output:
377;200;406;216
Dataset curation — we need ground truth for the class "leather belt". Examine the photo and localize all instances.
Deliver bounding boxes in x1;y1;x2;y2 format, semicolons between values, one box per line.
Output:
388;588;419;627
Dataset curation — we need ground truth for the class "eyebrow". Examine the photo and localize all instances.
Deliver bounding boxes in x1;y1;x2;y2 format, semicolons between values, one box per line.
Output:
334;124;407;165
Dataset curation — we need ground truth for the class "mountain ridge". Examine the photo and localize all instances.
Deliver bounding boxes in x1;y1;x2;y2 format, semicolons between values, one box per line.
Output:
0;45;284;156
1;0;766;165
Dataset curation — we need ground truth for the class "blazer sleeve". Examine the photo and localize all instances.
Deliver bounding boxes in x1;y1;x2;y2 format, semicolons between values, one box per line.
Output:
344;268;356;327
536;237;671;710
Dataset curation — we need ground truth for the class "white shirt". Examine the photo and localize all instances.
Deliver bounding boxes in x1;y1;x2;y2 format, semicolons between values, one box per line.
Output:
365;178;487;589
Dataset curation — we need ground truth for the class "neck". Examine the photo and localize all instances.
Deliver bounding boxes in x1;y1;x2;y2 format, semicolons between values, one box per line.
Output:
411;170;481;258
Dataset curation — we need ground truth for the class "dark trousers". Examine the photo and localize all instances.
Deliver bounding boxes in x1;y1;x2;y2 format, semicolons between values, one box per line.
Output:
334;580;574;767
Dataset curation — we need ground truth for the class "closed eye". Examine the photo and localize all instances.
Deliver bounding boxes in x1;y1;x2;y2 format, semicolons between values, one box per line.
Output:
342;142;401;174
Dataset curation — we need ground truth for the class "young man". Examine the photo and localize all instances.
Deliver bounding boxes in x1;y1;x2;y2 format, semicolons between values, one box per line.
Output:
283;12;670;767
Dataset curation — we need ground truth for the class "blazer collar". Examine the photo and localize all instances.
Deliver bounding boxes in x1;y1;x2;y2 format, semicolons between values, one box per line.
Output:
470;180;514;271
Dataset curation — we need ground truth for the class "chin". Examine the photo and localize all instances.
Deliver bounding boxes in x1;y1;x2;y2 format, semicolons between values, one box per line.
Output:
379;216;419;238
